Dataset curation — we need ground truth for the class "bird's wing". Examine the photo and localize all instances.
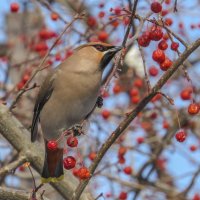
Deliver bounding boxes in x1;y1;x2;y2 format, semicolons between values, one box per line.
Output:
31;71;55;142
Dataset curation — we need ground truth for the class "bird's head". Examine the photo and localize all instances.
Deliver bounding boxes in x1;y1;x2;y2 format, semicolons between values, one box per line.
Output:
75;42;122;71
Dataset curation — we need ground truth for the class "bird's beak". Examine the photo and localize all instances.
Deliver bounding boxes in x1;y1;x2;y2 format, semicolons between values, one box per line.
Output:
100;46;122;70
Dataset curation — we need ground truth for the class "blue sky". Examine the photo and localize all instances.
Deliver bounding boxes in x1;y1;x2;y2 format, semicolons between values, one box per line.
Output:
1;0;200;199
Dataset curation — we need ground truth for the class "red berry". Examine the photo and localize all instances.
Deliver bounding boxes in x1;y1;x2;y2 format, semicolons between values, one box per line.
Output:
158;40;168;50
102;90;109;98
160;57;173;71
163;33;169;40
10;2;19;13
141;122;152;131
67;136;78;147
101;109;111;120
161;9;168;16
65;50;73;58
87;16;97;27
149;26;163;41
165;18;173;26
137;137;144;144
179;23;184;29
152;49;165;63
138;32;150;47
98;11;105;18
163;120;170;129
150;112;157;119
123;166;132;175
72;168;79;177
88;152;97;161
47;140;58;151
118;146;127;156
111;20;119;28
99;3;104;8
55;53;61;61
39;28;57;40
47;59;54;66
151;2;162;13
151;93;162;102
149;66;159;76
156;158;166;170
22;74;30;84
77;167;90;179
190;145;197;152
123;17;130;26
129;88;139;96
133;78;143;88
98;31;108;42
34;42;48;52
165;0;171;4
180;88;192;100
51;12;58;21
119;191;127;200
131;95;140;104
17;82;24;90
171;42;179;51
193;194;200;200
175;130;186;142
118;156;126;164
113;84;121;94
18;165;25;172
188;103;199;115
63;156;76;170
114;7;121;15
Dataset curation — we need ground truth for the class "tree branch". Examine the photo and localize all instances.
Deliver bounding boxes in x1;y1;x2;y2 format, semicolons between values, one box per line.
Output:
0;186;49;200
72;38;200;200
0;155;26;177
0;105;94;200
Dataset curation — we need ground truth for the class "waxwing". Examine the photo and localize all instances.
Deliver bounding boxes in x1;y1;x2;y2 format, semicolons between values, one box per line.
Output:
31;42;122;183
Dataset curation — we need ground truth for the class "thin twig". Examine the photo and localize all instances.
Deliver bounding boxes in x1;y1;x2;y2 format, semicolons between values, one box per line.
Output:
174;0;178;12
0;155;27;177
102;0;139;92
138;43;151;93
122;0;139;47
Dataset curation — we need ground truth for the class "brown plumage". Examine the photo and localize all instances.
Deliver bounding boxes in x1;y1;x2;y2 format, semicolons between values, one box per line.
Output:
31;42;122;183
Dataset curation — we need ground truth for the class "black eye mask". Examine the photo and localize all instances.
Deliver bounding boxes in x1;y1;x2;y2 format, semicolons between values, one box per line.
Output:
94;45;115;52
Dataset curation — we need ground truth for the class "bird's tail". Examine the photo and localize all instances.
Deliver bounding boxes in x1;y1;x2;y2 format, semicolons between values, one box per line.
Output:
41;141;64;183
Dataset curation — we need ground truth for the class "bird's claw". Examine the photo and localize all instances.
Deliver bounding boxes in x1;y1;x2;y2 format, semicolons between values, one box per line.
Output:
96;96;103;108
72;124;84;136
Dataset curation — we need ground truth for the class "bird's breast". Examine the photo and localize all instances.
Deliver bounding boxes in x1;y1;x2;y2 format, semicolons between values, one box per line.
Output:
40;71;101;141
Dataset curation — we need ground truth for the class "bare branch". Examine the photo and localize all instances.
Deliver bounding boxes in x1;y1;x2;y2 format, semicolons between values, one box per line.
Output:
0;105;94;200
0;186;50;200
72;37;200;200
0;155;26;177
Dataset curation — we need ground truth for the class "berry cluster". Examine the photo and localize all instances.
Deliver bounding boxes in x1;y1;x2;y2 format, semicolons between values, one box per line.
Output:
138;25;176;72
17;70;31;90
47;134;90;180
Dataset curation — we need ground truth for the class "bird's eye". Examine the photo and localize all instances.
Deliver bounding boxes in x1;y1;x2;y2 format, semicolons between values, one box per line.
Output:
94;45;106;52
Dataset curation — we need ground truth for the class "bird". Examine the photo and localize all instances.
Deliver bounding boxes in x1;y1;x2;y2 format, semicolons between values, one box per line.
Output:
31;42;122;183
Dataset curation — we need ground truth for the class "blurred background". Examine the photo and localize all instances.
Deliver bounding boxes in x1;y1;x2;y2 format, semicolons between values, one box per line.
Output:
1;0;200;200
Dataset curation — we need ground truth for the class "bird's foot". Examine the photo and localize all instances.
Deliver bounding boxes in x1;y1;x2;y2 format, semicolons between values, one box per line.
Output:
96;96;103;108
72;124;84;136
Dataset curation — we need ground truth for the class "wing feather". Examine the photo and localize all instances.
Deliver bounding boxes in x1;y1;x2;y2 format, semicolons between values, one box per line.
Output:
31;72;55;142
